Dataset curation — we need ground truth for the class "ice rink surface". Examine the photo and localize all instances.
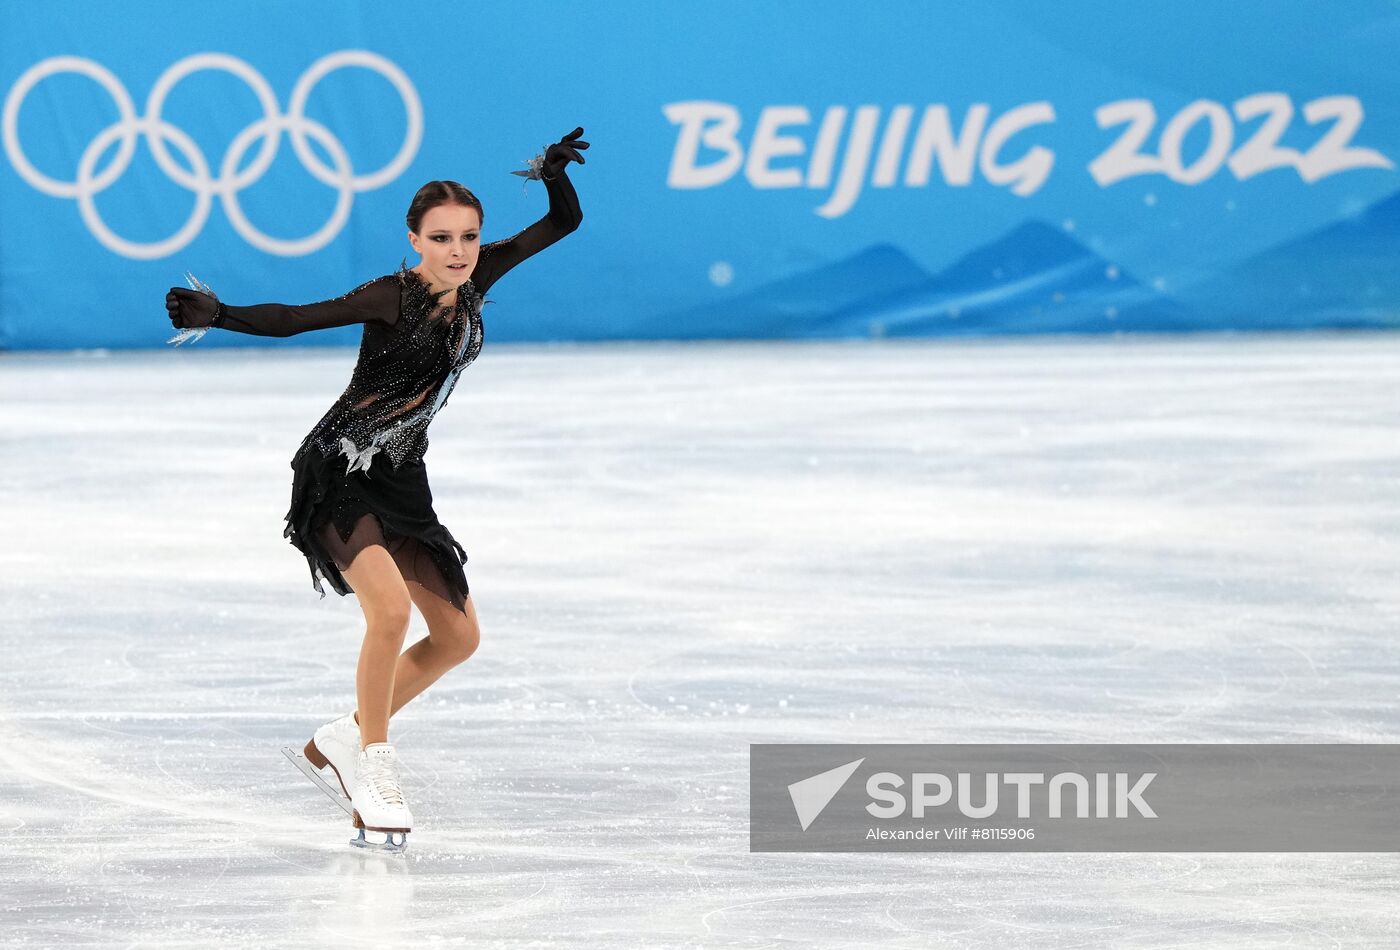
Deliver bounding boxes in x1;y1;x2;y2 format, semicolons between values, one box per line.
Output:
2;331;1398;948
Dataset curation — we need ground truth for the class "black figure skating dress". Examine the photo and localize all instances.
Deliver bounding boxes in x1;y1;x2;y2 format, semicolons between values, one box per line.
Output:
181;168;581;613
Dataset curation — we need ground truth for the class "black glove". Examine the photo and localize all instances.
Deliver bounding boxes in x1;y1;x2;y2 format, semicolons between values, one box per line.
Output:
166;287;225;330
541;126;589;180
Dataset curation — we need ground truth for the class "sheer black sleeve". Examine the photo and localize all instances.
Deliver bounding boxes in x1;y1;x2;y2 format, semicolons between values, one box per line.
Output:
214;274;400;337
471;168;583;294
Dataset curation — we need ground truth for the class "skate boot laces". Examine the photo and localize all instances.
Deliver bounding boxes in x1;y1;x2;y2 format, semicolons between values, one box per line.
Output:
359;746;405;806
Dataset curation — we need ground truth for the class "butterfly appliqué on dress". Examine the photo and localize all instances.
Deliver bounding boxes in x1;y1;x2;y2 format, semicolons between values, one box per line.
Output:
339;436;382;476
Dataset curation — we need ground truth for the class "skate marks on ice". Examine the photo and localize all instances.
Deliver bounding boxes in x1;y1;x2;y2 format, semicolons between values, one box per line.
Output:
0;714;316;839
2;337;1400;945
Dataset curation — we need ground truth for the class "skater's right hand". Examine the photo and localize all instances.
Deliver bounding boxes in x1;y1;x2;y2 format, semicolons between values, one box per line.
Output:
166;287;223;329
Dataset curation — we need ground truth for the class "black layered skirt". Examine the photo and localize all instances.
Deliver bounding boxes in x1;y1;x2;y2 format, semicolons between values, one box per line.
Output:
282;444;470;613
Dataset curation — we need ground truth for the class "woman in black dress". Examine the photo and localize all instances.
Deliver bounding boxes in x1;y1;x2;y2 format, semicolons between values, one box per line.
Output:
165;127;587;847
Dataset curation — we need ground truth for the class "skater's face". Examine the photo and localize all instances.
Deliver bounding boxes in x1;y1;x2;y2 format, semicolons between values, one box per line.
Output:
408;203;482;290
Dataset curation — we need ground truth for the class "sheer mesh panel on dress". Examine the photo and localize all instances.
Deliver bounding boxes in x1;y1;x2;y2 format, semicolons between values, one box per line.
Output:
316;512;467;614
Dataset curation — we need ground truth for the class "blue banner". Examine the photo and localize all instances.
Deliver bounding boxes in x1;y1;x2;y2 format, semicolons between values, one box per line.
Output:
3;1;1398;349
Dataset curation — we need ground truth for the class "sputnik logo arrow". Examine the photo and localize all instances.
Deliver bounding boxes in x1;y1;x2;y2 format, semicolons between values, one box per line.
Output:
787;757;865;831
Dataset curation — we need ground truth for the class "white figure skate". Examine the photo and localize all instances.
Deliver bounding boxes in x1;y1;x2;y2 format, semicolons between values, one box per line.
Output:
303;712;360;798
349;742;413;853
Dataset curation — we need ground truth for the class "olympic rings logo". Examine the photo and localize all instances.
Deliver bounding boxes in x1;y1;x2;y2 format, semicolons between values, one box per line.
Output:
2;51;422;259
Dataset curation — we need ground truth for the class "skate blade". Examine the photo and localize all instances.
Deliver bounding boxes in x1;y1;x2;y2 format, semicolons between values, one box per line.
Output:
351;827;409;854
282;747;354;818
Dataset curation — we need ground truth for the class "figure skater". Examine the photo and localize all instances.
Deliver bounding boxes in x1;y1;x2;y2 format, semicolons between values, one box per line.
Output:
164;126;588;851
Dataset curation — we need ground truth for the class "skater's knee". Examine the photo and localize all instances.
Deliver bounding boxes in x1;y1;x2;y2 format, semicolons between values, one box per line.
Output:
436;613;480;665
343;544;413;636
365;600;412;639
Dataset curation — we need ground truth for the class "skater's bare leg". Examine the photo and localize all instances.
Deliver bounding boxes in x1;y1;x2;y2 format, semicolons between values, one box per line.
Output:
340;544;413;748
387;588;481;716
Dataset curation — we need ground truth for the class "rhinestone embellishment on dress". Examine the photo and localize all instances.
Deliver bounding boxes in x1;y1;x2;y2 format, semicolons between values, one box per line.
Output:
295;259;485;478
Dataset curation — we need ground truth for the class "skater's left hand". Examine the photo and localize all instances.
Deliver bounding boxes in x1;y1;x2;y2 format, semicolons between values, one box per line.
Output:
542;126;588;179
